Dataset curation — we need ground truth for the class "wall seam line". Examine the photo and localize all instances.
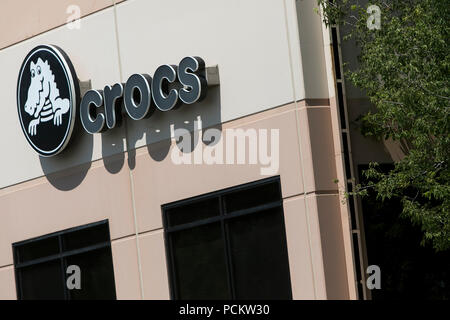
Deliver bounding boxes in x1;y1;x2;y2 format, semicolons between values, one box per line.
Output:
112;0;145;300
283;0;318;299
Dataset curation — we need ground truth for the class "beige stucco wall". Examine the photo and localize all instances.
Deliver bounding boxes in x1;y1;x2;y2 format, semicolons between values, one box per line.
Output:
0;100;351;300
0;0;126;50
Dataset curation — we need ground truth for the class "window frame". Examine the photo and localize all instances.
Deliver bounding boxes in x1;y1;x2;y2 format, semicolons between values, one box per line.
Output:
12;219;116;300
162;176;292;300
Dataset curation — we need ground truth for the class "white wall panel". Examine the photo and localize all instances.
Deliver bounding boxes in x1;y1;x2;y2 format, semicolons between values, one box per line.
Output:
0;0;331;189
115;0;298;149
0;8;124;189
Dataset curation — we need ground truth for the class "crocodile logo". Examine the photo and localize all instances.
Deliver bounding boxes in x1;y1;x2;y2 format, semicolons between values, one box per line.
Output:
17;45;79;157
24;58;70;136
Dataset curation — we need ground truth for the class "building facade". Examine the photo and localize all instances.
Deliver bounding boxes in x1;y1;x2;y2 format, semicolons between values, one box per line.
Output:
0;0;395;300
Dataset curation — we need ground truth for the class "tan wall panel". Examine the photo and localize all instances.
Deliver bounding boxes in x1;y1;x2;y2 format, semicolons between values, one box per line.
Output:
127;101;352;299
303;194;328;299
298;106;339;193
0;0;125;49
285;194;350;299
315;194;350;299
0;100;353;299
139;231;170;300
0;154;135;267
111;236;142;300
0;266;16;299
131;103;305;233
283;196;317;300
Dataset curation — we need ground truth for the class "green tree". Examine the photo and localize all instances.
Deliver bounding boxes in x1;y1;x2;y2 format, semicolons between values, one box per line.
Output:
317;0;449;251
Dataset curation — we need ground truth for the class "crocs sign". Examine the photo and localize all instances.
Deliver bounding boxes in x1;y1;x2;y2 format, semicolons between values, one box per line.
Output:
80;56;208;134
17;45;212;157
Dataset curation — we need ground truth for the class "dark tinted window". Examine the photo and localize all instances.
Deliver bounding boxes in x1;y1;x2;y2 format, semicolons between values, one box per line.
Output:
18;260;65;300
13;220;116;300
167;197;220;227
163;177;292;300
359;164;450;300
62;223;109;251
66;248;116;300
331;27;342;79
171;223;230;299
16;237;59;264
228;207;292;299
224;181;281;213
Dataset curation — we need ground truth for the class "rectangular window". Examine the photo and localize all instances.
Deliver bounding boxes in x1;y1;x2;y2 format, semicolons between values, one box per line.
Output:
13;220;116;300
163;177;292;300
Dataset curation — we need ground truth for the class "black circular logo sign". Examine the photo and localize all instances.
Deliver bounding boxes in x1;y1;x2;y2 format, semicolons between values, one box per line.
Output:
17;45;79;157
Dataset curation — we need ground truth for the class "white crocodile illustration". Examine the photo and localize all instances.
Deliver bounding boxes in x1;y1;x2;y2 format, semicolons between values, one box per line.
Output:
24;58;70;136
